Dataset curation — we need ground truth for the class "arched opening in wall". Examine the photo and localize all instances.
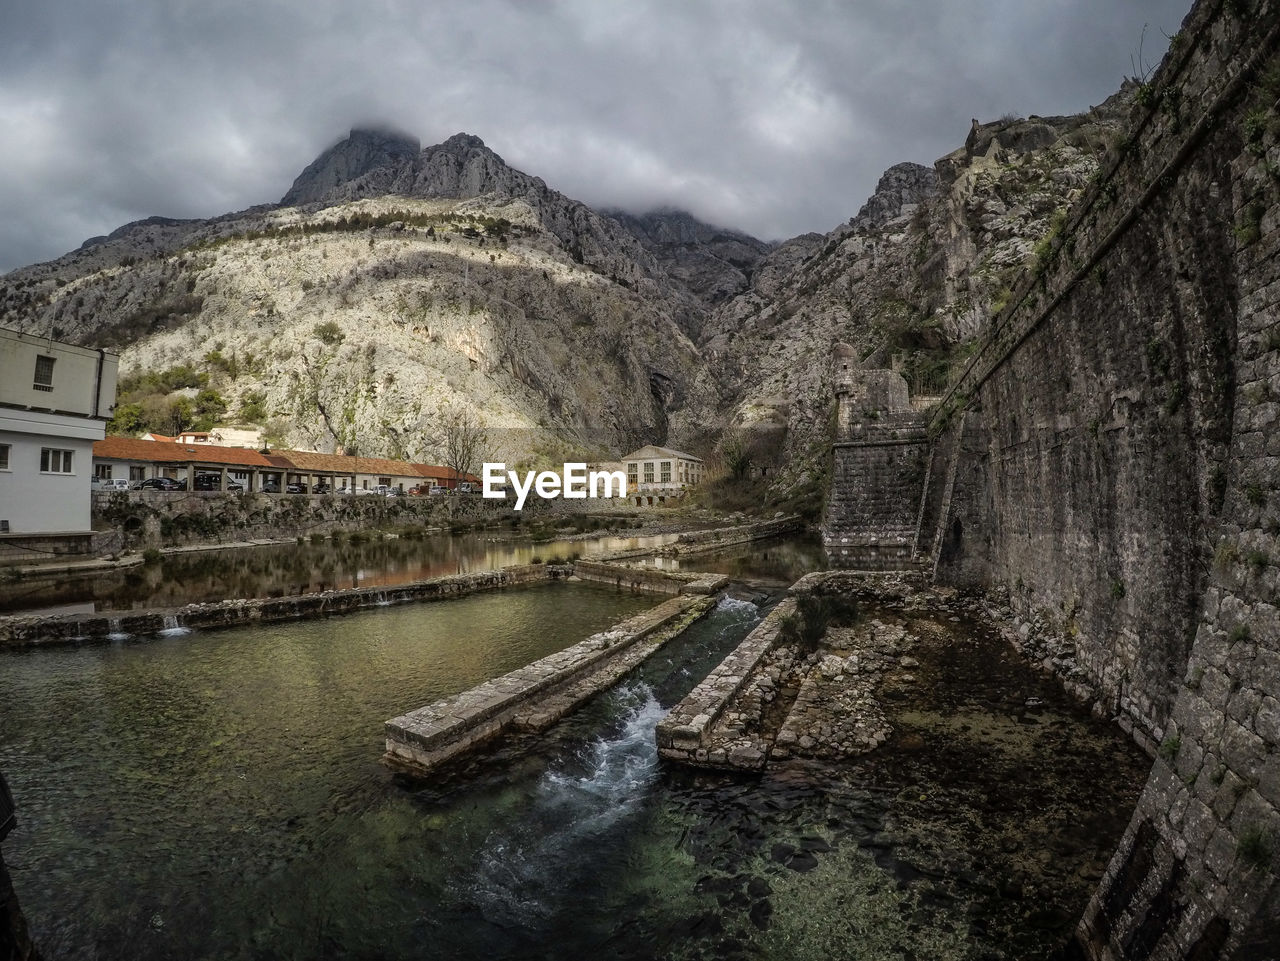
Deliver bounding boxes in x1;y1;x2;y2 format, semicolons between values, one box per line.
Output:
123;515;145;534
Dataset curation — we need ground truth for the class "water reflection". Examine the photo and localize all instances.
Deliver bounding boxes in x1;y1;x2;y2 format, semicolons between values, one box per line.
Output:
630;535;829;585
0;529;682;616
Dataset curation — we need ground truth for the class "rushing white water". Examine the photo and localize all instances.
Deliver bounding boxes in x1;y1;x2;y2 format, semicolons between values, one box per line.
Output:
459;682;667;928
455;596;763;932
158;614;191;637
714;595;760;618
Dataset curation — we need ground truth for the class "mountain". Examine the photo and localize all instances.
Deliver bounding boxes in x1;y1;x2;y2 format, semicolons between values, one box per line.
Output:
679;87;1137;498
607;208;775;317
281;127;422;206
0;91;1134;475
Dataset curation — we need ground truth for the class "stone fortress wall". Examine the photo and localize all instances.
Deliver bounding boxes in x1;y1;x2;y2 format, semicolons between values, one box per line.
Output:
826;0;1280;955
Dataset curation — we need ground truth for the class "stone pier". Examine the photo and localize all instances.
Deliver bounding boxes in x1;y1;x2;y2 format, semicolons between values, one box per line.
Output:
385;593;717;775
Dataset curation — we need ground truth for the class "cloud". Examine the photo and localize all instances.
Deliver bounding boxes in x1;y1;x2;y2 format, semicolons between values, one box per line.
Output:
0;0;1190;272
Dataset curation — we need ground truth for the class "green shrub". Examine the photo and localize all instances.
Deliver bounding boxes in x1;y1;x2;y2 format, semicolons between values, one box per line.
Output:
314;321;344;345
142;548;162;565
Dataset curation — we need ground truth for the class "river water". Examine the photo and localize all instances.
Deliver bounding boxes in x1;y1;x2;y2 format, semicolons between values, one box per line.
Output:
0;531;829;617
0;574;1148;960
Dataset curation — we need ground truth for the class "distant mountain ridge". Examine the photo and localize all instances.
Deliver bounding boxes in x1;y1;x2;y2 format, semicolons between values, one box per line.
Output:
0;93;1134;486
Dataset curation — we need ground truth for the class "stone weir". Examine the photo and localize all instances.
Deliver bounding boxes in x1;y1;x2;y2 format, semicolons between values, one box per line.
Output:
384;592;719;775
657;570;926;770
573;560;731;596
0;565;568;648
657;515;804;556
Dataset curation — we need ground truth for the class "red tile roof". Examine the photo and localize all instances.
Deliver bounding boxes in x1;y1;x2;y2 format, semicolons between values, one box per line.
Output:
93;437;274;467
94;438;480;482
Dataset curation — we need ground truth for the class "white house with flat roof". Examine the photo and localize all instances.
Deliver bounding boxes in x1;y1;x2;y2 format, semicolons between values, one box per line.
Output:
620;445;703;506
0;326;119;545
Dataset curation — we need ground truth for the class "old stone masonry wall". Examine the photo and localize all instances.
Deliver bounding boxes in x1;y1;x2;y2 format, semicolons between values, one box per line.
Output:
924;0;1280;956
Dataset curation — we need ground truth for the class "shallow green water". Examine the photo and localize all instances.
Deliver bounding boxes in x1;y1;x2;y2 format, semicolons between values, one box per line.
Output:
0;581;656;958
0;584;1147;960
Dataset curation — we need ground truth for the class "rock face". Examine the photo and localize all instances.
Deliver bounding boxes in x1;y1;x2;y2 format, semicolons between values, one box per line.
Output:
609;208;775;317
847;162;937;233
281;127;422;206
684;91;1132;501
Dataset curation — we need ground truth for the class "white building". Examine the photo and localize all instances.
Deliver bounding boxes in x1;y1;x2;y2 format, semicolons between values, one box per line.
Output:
620;445;703;506
176;427;264;449
0;326;119;538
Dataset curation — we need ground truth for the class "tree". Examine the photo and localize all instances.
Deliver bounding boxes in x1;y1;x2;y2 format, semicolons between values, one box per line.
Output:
721;431;753;481
435;403;488;484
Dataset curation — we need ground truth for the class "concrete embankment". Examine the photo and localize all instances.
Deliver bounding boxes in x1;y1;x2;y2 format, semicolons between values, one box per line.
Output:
585;516;804;565
0;565;568;648
384;593;718;775
573;559;729;595
658;515;803;556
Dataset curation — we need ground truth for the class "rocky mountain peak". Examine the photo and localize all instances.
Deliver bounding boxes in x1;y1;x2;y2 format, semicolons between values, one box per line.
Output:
281;127;422;206
439;132;487;151
849;162;938;233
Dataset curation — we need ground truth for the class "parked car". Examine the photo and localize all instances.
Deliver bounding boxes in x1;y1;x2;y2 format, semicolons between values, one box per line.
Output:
313;482;332;494
428;485;447;496
260;480;281;494
385;488;403;497
286;483;309;494
194;474;243;492
407;485;424;496
92;477;131;491
134;477;184;491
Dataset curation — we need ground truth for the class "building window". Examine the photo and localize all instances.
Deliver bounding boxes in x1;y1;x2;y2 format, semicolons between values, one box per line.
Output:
643;462;654;483
379;476;391;486
95;464;113;480
660;461;671;484
0;444;8;470
40;448;74;473
130;466;146;482
33;355;55;392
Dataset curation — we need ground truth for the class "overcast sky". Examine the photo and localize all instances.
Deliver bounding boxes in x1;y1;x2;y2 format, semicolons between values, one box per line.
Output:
0;0;1191;273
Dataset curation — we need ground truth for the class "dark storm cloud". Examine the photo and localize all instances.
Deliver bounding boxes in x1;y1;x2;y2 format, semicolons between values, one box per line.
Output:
0;0;1190;273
